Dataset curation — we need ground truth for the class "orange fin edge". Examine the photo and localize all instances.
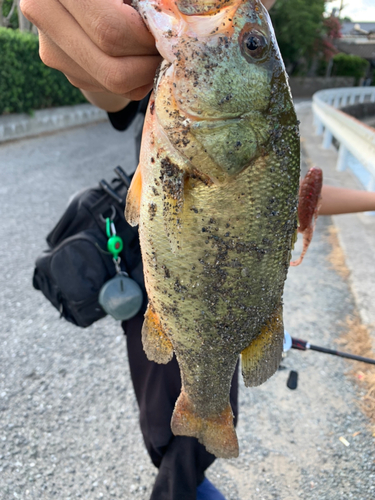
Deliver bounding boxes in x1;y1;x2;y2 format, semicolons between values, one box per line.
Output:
125;165;142;227
241;306;284;387
142;305;173;364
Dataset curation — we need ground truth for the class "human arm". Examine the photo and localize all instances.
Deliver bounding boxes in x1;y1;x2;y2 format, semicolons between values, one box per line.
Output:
319;186;375;216
80;90;131;113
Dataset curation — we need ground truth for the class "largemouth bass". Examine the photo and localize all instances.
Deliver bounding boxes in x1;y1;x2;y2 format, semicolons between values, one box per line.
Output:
126;0;306;459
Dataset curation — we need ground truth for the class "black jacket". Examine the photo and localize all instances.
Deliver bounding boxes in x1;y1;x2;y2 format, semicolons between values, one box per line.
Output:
107;95;150;165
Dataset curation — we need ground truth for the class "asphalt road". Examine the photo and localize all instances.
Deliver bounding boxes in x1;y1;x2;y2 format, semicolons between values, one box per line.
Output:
0;117;374;500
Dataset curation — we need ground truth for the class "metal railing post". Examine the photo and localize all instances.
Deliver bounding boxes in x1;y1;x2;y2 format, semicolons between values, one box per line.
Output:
323;128;333;149
315;118;324;136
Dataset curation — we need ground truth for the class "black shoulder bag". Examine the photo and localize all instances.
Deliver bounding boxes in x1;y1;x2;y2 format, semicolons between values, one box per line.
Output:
32;166;146;328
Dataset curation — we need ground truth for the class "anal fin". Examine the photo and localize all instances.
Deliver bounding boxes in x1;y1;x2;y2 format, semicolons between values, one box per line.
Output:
142;305;173;364
241;307;284;387
125;165;142;227
171;389;239;459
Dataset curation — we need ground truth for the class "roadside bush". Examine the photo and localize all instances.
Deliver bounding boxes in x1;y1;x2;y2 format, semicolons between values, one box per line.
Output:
0;28;86;115
331;53;369;84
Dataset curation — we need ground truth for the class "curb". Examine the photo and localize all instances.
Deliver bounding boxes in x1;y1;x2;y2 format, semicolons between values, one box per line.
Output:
0;104;107;144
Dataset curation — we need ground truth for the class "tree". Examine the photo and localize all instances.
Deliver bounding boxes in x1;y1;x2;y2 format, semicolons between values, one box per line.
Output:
269;0;326;74
315;15;342;76
16;0;31;31
1;0;33;31
335;0;346;18
1;0;17;28
325;0;347;19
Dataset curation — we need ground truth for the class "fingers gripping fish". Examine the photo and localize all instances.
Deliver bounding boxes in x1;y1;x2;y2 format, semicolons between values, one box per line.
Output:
125;0;316;458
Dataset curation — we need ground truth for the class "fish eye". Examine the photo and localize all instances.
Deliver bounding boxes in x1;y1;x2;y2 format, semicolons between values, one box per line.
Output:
240;29;269;62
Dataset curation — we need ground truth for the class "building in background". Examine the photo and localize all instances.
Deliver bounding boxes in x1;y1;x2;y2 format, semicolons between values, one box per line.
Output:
336;22;375;84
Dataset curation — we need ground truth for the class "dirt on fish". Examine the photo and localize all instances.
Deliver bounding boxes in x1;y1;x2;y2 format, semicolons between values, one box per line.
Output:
126;0;307;459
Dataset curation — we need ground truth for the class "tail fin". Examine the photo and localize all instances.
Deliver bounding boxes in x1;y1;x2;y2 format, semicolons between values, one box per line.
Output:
171;389;239;459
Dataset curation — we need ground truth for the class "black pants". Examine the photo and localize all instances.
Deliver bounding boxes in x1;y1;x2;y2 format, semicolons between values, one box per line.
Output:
123;313;239;500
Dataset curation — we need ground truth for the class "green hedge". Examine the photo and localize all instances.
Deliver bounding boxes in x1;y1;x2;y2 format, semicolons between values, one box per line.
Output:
332;53;370;84
0;27;86;115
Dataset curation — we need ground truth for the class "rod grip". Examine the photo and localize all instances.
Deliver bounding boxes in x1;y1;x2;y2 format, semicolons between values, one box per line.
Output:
291;338;308;351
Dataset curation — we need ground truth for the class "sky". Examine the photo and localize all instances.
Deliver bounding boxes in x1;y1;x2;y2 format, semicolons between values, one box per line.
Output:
327;0;375;22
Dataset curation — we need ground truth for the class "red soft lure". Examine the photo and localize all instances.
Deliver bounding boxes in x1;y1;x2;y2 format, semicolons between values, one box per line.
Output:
290;167;323;267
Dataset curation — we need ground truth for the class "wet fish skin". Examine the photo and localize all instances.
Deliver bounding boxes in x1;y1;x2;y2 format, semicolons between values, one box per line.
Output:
126;0;300;458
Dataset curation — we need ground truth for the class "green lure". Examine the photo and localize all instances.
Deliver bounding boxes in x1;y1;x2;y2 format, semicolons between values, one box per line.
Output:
106;218;123;258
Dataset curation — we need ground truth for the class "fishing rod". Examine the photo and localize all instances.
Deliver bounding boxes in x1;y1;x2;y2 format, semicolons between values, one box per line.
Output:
283;331;375;366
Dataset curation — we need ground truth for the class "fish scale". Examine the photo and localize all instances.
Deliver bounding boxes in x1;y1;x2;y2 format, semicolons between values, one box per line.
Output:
126;0;301;458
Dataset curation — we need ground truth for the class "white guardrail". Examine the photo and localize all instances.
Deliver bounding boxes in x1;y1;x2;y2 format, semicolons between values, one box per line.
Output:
312;86;375;191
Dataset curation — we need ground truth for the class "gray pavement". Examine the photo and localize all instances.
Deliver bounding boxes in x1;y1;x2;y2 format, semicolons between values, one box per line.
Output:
0;108;374;499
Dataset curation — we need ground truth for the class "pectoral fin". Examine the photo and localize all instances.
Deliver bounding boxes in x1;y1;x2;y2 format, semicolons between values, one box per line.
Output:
241;307;284;387
142;305;173;364
125;165;142;227
171;389;239;459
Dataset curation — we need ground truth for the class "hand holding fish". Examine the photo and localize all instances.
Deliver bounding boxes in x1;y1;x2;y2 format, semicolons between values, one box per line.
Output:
20;0;162;103
20;0;278;108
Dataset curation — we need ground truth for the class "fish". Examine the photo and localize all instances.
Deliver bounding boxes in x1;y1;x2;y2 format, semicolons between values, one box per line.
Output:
125;0;318;459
